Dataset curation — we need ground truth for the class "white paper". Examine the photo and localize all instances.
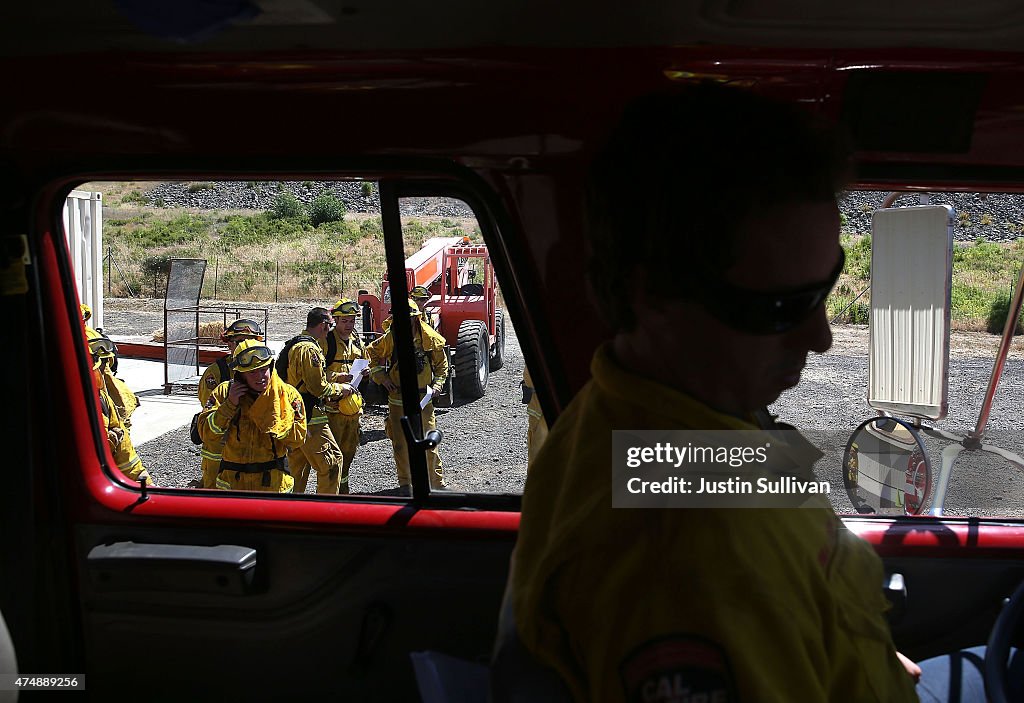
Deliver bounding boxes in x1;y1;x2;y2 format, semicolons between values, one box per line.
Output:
419;386;434;409
349;359;369;389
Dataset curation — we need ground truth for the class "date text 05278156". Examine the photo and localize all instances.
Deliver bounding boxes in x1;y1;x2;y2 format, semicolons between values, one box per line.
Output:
0;675;85;690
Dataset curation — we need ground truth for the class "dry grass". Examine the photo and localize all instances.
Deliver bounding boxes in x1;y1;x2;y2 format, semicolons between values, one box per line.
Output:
152;320;225;343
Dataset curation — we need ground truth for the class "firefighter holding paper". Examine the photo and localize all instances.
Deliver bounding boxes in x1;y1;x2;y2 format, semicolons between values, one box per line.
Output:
367;307;448;490
321;299;370;494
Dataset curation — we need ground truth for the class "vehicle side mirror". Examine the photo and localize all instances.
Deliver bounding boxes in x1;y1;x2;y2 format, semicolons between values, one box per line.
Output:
843;416;932;515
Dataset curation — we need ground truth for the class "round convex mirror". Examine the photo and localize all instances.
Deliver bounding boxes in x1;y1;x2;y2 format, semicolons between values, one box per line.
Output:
843;417;932;515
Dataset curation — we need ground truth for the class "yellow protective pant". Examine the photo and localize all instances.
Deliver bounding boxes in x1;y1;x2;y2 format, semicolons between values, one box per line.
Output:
326;411;361;495
199;439;224;489
386;403;443;489
289;418;344;494
215;468;294;493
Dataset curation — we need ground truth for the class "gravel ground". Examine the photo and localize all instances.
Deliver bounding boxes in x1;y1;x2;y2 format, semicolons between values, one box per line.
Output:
771;326;1024;518
107;298;1024;516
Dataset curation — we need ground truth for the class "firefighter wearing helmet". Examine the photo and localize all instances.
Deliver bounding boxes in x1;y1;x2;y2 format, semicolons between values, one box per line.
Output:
195;318;265;489
285;308;352;494
381;285;435;333
320;299;369;495
367;306;449;491
196;339;306;493
87;328;152;485
409;285;435;327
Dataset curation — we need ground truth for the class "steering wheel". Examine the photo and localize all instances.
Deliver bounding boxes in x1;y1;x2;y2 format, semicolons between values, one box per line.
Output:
984;577;1024;703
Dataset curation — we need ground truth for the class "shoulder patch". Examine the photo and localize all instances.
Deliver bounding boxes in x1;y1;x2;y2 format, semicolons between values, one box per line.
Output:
205;374;219;388
619;635;735;703
292;397;305;420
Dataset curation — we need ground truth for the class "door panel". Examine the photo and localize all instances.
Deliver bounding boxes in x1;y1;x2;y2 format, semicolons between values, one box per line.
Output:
76;524;513;700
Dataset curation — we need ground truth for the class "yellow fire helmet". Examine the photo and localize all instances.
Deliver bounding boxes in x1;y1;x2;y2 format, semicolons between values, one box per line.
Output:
222;318;265;341
232;338;274;373
80;303;92;322
410;285;431;300
331;299;359;317
337;388;364;416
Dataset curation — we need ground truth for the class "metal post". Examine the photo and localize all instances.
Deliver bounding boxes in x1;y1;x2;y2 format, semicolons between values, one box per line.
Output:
970;257;1024;442
275;260;280;302
342;257;345;294
214;258;219;299
107;246;111;295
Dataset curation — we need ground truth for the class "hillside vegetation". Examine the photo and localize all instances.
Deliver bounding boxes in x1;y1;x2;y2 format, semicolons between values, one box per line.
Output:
90;182;1024;332
828;233;1024;333
94;182;478;301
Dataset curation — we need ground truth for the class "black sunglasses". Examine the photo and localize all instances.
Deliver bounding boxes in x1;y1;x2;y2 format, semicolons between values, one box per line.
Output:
699;250;845;335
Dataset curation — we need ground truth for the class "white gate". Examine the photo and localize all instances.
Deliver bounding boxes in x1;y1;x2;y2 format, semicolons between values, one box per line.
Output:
63;190;104;329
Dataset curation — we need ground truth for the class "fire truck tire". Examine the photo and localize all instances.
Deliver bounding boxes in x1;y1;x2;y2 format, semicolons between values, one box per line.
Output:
454;320;488;400
489;309;506;371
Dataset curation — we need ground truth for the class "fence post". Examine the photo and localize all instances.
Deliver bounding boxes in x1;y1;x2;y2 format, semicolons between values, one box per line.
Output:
107;246;111;296
214;257;218;299
342;257;345;295
275;260;280;302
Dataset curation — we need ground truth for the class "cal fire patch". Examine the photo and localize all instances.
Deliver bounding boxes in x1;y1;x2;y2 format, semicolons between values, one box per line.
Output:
205;374;219;389
620;635;734;703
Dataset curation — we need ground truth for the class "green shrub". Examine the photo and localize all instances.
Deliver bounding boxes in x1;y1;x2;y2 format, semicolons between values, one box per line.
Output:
986;293;1024;335
121;190;146;205
220;212;309;246
360;181;374;198
359;217;383;238
129;213;211;247
141;254;173;277
308;193;346;227
951;284;994;321
186;182;215;193
954;240;1006;273
841;234;872;280
270;191;304;220
318;218;361;244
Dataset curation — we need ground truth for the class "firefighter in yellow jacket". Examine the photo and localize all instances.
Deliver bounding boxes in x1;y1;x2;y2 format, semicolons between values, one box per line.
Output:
82;303;139;428
198;340;306;493
286;307;353;494
87;329;152;485
195;318;265;489
367;307;449;490
321;299;369;495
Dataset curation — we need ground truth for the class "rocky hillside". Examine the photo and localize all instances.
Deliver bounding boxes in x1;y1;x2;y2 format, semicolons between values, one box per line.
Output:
140;181;1024;243
142;181;474;219
839;191;1024;242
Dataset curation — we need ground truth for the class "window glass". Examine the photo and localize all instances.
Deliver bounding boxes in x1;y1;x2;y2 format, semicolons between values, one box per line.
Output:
68;180;529;498
771;190;1024;518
